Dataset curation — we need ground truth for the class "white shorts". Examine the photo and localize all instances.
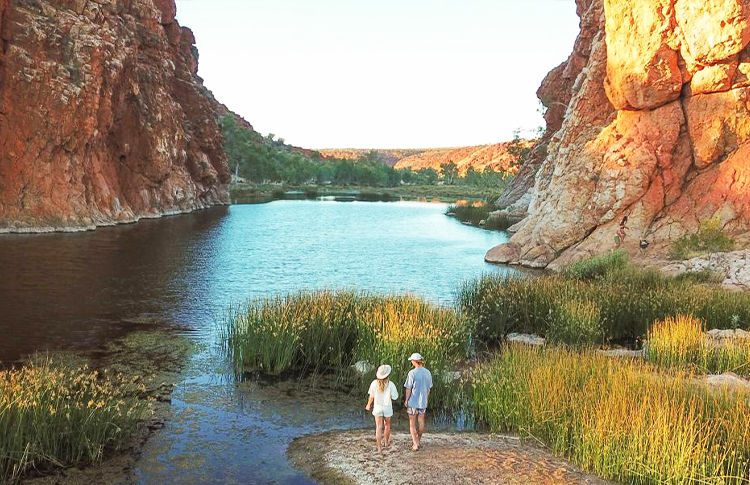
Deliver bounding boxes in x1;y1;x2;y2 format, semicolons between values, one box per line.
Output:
372;406;393;418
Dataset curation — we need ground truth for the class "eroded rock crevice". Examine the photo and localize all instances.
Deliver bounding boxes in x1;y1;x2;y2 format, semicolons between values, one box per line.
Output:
0;0;230;232
490;0;750;267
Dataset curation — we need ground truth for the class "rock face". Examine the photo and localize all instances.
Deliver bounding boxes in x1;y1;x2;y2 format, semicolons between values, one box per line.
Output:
0;0;230;233
661;250;750;290
489;0;750;268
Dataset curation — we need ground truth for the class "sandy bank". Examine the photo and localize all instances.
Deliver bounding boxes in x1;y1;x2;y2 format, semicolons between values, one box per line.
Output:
289;430;613;485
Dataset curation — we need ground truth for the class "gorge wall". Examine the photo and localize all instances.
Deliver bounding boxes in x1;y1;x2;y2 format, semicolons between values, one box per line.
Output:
488;0;750;268
0;0;230;233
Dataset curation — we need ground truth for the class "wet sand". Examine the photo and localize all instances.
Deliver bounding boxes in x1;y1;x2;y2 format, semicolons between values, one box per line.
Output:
289;430;613;485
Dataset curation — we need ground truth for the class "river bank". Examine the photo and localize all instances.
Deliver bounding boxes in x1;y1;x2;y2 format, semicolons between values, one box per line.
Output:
288;430;612;485
230;183;502;204
16;327;193;485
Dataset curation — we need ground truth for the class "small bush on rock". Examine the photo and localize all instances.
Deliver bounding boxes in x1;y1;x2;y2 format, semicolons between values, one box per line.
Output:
670;217;735;260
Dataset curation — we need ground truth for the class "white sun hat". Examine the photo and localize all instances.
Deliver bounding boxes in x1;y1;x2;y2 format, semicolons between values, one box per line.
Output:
376;364;392;379
408;353;424;363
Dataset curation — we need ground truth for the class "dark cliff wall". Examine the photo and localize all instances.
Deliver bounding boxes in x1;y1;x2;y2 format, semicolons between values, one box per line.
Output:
0;0;230;232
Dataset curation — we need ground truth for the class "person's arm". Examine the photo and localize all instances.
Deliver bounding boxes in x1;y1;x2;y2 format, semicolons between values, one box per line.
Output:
365;395;374;411
404;372;413;406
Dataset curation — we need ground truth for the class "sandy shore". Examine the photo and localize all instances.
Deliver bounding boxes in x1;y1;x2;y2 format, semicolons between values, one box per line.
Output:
288;430;613;485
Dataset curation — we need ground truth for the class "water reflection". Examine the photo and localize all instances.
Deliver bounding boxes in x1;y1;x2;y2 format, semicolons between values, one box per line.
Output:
0;201;509;362
0;201;513;484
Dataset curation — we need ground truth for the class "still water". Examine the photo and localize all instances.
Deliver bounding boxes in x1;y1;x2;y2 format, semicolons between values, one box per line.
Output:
0;200;511;484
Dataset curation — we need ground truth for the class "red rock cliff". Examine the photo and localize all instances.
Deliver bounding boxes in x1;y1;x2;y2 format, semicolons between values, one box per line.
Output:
0;0;230;232
488;0;750;268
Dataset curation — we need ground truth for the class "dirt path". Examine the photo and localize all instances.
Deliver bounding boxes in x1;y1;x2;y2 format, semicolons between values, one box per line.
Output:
289;430;613;485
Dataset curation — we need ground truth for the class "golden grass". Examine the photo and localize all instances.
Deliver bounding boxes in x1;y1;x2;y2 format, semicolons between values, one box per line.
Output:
0;359;149;483
473;345;750;484
647;315;750;377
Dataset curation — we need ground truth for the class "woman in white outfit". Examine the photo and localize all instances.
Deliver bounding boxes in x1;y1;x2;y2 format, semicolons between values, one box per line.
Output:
365;364;399;452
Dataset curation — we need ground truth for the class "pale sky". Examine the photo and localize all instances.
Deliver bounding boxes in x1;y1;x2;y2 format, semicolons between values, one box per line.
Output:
175;0;579;149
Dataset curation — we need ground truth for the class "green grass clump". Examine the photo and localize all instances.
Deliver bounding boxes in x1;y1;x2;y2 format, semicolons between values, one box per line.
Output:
458;259;750;346
222;291;471;411
483;212;515;231
547;299;604;346
670;217;735;260
562;250;629;281
0;360;148;483
473;345;750;484
446;203;491;226
646;315;750;377
673;269;725;285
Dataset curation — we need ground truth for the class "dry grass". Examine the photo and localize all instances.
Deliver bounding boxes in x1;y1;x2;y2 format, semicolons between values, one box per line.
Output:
646;315;750;377
473;345;750;484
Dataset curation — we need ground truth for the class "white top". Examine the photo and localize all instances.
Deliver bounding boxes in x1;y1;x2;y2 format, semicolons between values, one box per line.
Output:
368;380;399;414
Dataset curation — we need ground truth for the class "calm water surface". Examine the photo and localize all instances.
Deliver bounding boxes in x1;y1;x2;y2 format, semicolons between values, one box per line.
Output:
0;200;512;484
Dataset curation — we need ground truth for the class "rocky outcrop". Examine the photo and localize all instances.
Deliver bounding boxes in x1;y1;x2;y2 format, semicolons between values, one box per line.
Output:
661;250;750;290
0;0;230;233
489;0;750;268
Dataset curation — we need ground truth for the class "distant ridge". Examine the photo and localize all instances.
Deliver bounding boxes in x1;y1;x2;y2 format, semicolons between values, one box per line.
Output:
318;142;531;173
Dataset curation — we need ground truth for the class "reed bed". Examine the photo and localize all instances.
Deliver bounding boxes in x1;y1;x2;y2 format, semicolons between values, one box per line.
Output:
647;315;750;377
0;360;148;483
458;255;750;346
473;345;750;484
222;290;471;410
446;203;491;226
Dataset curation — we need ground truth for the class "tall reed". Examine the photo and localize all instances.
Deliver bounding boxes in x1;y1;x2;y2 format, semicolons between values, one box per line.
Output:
473;345;750;484
222;291;471;410
0;360;148;483
458;261;750;346
647;315;750;377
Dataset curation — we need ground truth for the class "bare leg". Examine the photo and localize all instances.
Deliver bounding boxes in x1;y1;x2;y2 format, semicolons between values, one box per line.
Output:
384;417;392;447
408;414;419;451
417;413;426;442
375;415;384;452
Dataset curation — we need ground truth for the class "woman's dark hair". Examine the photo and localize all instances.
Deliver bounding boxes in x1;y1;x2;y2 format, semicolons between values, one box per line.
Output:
620;216;629;226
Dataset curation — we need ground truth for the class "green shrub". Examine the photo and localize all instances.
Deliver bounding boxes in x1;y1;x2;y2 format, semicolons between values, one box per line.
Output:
483;212;515;231
458;257;750;346
304;187;319;199
271;187;286;199
670;217;735;260
446;204;491;226
562;250;628;281
673;269;724;285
